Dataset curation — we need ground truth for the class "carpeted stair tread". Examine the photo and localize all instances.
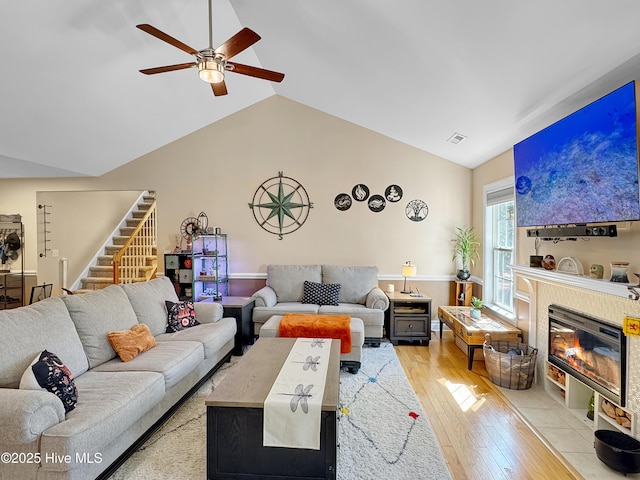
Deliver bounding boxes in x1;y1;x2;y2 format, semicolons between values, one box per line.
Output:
89;266;114;277
97;256;113;267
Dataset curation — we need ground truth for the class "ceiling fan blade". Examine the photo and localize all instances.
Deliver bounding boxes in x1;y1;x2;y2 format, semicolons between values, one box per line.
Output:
215;27;261;60
140;62;197;75
136;24;199;56
211;80;228;96
226;62;285;83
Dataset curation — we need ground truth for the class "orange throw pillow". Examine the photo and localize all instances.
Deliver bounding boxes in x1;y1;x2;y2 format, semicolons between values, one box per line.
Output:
108;324;157;362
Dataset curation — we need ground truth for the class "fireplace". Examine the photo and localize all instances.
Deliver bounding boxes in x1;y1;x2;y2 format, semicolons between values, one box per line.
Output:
548;304;626;406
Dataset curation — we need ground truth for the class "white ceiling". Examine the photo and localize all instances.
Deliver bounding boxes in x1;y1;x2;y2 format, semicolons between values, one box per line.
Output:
4;0;640;178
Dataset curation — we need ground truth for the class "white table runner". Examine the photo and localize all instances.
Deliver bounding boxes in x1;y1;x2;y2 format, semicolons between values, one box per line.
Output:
263;338;331;450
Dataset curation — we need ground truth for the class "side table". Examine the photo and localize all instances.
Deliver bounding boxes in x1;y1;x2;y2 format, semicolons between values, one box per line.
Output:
386;291;432;346
215;296;255;355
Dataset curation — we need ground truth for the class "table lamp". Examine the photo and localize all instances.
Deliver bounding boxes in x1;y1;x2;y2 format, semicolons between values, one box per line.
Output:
401;261;417;294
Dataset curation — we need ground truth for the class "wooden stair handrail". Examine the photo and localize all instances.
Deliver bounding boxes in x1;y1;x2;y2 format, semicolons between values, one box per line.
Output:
113;201;157;284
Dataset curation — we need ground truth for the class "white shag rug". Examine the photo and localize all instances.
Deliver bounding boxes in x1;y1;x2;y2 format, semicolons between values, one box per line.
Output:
109;343;451;480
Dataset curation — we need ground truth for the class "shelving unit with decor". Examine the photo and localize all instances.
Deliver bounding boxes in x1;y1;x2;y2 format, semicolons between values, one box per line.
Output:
544;360;634;436
164;252;194;301
192;234;228;301
453;280;473;306
0;215;24;310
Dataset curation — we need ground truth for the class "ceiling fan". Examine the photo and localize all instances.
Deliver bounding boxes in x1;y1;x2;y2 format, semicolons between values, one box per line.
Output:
136;0;284;96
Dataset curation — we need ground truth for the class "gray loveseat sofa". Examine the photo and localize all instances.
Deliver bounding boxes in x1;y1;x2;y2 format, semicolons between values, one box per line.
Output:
0;276;236;480
251;265;389;346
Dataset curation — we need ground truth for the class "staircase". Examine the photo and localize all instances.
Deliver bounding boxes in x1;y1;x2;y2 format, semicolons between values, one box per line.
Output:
77;193;157;292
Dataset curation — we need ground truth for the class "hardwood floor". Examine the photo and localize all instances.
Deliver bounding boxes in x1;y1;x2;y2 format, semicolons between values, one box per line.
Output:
395;330;584;480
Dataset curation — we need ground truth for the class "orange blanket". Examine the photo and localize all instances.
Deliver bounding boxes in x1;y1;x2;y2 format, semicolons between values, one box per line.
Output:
279;313;352;354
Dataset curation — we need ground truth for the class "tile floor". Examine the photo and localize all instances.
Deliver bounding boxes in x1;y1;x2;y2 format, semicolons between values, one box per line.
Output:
498;382;640;479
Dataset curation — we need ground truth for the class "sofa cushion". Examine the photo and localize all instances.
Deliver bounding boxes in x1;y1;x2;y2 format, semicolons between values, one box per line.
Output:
92;340;204;390
165;300;199;332
252;303;320;328
322;265;379;304
302;280;341;306
318;304;384;338
156;317;237;359
19;350;78;413
267;264;321;302
40;370;165;472
62;285;139;369
120;277;179;336
0;297;89;388
108;324;157;362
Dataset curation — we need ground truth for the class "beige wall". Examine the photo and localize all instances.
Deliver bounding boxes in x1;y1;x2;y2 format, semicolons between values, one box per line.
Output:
471;150;514;283
0;95;471;310
35;190;143;294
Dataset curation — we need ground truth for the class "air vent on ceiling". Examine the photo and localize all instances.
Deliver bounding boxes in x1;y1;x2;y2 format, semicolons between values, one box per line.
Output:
447;132;467;144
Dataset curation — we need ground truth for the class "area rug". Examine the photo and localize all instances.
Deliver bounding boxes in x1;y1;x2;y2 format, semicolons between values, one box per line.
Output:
108;343;451;480
337;342;451;479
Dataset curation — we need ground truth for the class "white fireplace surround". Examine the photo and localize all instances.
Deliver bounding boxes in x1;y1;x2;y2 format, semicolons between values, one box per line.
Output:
511;264;640;435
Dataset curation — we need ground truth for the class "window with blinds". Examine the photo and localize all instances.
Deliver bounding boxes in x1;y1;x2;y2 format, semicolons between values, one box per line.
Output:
484;180;515;319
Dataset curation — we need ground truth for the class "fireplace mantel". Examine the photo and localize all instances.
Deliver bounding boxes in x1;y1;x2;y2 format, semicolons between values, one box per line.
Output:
510;264;633;299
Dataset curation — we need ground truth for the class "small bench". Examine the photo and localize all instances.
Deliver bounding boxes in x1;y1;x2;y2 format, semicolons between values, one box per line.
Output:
259;314;364;373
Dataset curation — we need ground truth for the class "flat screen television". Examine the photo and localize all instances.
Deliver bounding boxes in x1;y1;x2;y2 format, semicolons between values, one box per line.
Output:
514;81;640;227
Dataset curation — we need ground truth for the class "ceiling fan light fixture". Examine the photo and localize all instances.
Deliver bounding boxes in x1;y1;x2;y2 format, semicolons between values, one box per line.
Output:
198;58;224;83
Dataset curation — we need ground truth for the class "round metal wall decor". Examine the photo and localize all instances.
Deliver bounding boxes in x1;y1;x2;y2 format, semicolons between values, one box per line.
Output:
368;194;386;212
352;184;370;202
405;199;429;222
385;184;403;202
334;193;352;211
249;171;313;239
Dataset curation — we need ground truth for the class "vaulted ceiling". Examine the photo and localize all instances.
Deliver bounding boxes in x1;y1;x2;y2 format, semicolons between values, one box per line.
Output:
4;0;640;178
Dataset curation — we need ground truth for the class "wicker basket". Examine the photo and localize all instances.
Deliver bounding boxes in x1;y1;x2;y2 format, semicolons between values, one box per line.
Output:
483;334;538;390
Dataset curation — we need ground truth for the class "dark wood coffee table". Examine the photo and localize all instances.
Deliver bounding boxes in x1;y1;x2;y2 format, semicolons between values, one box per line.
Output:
206;337;340;480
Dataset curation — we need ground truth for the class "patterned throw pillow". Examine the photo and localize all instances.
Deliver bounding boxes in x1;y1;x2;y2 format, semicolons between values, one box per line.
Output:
20;350;78;413
301;281;341;306
165;300;200;333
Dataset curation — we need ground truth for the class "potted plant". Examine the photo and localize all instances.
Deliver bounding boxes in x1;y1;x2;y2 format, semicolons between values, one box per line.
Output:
451;226;480;280
470;296;484;319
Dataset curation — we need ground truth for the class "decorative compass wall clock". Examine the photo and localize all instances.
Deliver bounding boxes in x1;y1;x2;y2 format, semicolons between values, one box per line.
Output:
248;171;313;239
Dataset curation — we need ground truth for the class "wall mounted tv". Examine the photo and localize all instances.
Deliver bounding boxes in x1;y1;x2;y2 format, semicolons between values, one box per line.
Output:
514;80;640;228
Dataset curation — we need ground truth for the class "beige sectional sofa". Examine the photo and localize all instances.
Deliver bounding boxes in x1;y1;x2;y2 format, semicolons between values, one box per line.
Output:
0;276;236;480
251;264;389;346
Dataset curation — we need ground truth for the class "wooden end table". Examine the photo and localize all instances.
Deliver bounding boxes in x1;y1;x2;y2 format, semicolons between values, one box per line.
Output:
214;296;255;355
386;291;432;345
437;306;522;370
